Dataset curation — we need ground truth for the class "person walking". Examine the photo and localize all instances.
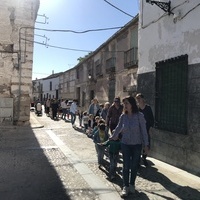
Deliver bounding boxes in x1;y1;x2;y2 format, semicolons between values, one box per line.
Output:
99;136;121;180
106;97;123;134
70;99;78;128
100;102;110;121
136;93;154;167
93;123;109;168
88;98;100;117
82;111;89;133
51;99;59;120
45;99;51;116
109;96;149;197
61;99;67;120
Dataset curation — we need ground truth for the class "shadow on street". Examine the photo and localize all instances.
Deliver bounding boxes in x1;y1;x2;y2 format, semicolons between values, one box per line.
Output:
0;126;70;200
138;160;200;200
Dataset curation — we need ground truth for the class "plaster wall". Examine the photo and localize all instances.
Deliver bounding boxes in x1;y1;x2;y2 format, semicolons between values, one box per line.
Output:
138;0;200;175
43;77;60;100
139;0;200;74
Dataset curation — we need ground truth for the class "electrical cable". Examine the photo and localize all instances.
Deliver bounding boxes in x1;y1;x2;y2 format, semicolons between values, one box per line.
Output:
21;38;93;52
103;0;134;18
34;26;124;33
180;3;200;20
21;38;126;53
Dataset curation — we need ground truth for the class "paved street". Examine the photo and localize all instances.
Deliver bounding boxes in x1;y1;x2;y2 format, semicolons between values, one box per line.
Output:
0;112;199;200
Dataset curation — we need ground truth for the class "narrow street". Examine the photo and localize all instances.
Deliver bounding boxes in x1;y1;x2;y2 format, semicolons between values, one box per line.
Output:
31;112;200;200
0;112;199;200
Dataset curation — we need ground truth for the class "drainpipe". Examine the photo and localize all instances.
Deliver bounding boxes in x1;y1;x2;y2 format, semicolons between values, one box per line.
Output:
17;26;33;124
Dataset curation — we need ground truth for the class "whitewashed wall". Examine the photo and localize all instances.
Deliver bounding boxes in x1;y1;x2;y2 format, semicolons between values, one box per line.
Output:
138;0;200;175
43;76;60;100
139;0;200;74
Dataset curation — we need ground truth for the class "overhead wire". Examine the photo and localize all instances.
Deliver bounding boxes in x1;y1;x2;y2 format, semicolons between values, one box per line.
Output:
34;26;124;33
22;38;126;53
22;25;127;52
31;1;133;52
103;0;134;18
21;38;93;52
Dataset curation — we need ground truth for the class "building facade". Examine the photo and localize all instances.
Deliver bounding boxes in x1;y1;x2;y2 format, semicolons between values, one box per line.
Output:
0;0;39;125
72;16;139;111
32;72;63;103
138;0;200;175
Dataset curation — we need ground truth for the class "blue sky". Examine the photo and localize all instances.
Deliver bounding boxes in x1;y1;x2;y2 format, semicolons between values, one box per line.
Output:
32;0;139;80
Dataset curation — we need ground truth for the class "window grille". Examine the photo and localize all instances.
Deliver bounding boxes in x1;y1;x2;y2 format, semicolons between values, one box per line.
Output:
155;54;188;134
124;47;138;68
95;59;102;76
106;57;116;72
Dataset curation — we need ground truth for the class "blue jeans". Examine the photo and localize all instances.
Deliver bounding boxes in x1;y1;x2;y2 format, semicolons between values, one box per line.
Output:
70;112;76;125
95;144;105;165
62;108;67;119
121;143;142;187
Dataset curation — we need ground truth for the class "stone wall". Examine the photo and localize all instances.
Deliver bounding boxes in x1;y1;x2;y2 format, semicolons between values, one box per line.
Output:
137;67;200;176
0;0;39;125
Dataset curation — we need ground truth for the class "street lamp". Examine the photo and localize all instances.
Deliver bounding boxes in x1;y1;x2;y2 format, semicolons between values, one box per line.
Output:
88;74;92;80
146;0;172;15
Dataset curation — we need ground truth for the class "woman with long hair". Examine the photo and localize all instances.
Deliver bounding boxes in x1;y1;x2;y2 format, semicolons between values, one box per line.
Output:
109;96;149;197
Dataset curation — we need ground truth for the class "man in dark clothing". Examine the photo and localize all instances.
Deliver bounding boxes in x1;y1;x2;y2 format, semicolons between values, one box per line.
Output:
106;97;123;134
51;99;59;120
136;93;154;167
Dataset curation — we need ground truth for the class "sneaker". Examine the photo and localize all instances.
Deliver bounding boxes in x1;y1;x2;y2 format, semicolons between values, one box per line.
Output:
129;184;135;194
121;186;129;197
143;158;148;167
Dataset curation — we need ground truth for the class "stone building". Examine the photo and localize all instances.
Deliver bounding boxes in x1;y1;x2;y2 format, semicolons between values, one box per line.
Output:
138;0;200;175
0;0;39;125
60;68;76;101
63;16;139;111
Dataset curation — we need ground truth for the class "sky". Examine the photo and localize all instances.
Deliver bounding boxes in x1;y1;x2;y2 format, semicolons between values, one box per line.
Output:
32;0;139;80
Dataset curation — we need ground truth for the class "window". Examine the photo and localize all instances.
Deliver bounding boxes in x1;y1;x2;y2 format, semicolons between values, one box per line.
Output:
124;47;138;68
95;59;102;76
50;81;52;91
155;54;188;134
77;70;79;79
106;57;116;72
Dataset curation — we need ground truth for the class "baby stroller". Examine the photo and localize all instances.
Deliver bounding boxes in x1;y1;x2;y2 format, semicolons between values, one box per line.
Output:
35;102;42;116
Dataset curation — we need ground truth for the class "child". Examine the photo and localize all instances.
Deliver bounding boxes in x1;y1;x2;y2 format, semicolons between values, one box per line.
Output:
78;109;83;127
82;111;89;133
87;114;94;136
88;116;100;138
93;123;109;168
100;136;121;180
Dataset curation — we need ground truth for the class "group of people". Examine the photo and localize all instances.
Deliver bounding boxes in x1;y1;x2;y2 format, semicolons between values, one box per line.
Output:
75;94;154;198
39;93;154;198
42;98;72;121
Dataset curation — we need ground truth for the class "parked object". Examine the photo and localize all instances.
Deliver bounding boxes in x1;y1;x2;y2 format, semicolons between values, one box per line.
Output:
30;102;35;112
35;102;42;116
